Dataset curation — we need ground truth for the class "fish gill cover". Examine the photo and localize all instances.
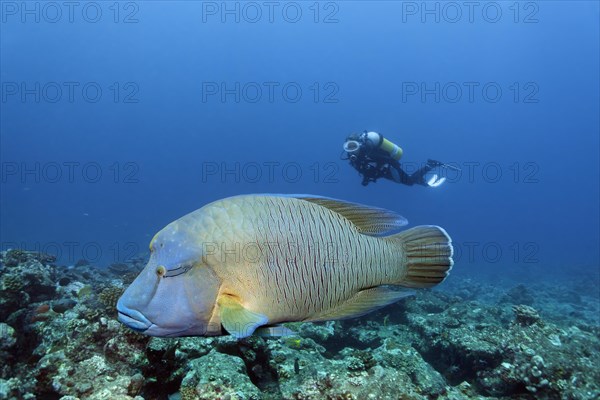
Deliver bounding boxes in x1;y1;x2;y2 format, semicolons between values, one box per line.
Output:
0;2;599;399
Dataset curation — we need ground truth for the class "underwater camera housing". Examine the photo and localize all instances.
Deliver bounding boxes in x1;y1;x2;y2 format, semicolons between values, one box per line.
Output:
343;131;404;160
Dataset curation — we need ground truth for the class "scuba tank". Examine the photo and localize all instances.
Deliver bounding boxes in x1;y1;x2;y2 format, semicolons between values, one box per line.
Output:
364;131;403;160
343;131;403;160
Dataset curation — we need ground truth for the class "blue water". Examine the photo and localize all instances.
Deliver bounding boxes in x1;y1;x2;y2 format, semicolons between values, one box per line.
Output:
1;2;598;280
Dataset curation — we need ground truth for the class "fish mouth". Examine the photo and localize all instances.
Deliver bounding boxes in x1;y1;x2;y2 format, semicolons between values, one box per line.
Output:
117;307;152;332
116;307;195;336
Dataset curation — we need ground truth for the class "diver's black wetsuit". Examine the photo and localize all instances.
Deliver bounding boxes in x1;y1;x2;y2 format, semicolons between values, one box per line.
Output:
349;146;438;187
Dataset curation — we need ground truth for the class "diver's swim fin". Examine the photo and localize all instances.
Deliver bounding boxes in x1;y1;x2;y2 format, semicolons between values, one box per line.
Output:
427;174;446;187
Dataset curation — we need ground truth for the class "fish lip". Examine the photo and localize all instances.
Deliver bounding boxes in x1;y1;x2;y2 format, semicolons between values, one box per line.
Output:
117;308;152;332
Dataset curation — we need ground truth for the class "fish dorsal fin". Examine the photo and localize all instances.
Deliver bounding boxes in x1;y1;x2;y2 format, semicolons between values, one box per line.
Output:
305;286;414;322
292;195;408;236
217;295;268;339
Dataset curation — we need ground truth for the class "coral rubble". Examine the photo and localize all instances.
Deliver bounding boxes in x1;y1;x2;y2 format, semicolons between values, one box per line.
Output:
1;250;598;399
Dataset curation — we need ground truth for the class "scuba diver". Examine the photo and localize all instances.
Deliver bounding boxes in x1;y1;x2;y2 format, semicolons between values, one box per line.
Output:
342;131;454;187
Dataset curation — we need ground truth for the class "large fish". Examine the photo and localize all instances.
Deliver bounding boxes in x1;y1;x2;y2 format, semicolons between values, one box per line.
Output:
117;194;453;338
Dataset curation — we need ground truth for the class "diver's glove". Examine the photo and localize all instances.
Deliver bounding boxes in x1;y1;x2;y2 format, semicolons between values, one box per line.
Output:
427;159;444;168
428;159;461;171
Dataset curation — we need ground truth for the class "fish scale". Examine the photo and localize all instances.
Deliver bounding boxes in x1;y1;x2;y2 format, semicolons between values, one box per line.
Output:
244;196;382;320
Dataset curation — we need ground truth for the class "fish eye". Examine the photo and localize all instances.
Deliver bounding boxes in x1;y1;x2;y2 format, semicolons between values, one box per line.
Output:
156;265;166;277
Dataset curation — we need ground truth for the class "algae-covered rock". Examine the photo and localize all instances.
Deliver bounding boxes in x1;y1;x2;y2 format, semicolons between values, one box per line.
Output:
2;249;31;268
0;250;58;321
297;320;337;342
0;378;22;400
0;323;16;351
373;340;447;397
180;349;261;400
513;304;542;326
405;281;600;399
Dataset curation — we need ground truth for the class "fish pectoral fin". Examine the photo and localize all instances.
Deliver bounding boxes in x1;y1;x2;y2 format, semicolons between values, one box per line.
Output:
218;295;268;339
254;325;296;337
306;286;415;322
289;195;408;236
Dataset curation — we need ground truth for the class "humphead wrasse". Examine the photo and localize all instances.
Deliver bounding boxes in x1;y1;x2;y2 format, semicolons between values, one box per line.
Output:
117;194;453;338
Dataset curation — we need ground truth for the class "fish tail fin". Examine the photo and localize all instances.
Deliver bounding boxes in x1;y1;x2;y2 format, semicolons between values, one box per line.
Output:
386;226;453;288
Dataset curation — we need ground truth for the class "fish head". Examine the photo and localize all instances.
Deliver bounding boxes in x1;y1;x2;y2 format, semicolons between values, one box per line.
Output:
117;218;222;337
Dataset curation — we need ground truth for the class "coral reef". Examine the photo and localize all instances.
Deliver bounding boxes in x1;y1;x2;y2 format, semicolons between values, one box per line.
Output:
181;349;262;399
0;249;599;399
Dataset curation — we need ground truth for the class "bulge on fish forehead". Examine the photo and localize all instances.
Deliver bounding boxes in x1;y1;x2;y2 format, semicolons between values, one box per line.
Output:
150;221;203;268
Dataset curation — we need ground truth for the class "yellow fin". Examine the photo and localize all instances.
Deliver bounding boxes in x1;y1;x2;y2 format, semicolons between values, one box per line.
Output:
293;195;408;235
217;295;268;339
306;286;414;322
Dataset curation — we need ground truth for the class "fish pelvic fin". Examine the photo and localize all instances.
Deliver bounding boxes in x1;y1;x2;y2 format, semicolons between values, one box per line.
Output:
305;286;414;322
254;325;296;337
217;295;268;339
290;195;408;235
387;225;453;288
